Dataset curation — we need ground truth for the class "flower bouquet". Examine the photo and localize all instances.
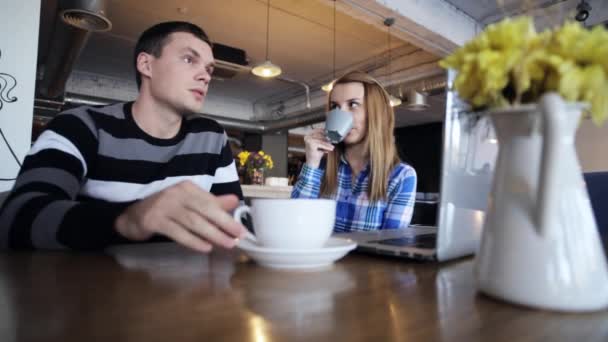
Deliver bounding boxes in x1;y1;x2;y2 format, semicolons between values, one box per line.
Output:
237;150;274;185
440;16;608;125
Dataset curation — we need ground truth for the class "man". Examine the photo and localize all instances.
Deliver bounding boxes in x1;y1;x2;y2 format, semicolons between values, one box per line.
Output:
0;21;247;252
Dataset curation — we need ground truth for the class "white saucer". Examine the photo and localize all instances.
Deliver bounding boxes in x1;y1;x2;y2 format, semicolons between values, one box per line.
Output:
237;237;357;270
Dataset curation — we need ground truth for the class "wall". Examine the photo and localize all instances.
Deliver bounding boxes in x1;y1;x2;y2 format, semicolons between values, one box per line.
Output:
261;133;288;178
576;119;608;172
0;1;40;191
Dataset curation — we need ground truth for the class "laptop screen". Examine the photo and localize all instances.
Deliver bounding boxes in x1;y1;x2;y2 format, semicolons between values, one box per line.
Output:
434;70;497;260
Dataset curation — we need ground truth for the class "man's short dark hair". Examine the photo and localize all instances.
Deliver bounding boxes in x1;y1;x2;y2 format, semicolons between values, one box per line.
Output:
133;21;212;89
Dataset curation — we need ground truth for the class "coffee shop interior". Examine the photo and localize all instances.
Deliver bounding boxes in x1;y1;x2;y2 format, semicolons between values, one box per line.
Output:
30;0;451;188
13;0;606;221
3;0;599;214
3;0;608;340
7;0;608;192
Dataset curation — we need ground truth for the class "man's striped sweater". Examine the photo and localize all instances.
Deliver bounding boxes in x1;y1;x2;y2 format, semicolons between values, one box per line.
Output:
0;102;242;250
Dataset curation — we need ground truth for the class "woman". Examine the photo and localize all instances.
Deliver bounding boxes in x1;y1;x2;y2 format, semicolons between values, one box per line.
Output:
291;70;417;232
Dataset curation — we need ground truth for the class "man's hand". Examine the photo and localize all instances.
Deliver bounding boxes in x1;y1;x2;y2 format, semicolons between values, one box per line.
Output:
114;180;247;253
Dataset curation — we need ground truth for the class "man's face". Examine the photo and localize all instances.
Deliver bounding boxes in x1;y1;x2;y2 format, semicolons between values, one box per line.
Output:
143;32;215;115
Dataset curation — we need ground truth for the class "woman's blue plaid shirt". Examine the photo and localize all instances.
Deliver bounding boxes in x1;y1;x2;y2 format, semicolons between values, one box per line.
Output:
291;158;417;233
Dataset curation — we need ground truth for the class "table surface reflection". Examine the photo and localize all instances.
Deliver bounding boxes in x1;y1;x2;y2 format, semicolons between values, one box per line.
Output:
1;243;607;342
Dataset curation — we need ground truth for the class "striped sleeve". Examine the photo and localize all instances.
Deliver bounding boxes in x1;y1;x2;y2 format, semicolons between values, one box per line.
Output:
382;165;417;229
0;113;129;250
209;132;243;200
291;164;324;199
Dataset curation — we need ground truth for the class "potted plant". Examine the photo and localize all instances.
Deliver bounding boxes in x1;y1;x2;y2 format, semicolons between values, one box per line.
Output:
440;17;607;123
237;150;274;185
440;17;608;312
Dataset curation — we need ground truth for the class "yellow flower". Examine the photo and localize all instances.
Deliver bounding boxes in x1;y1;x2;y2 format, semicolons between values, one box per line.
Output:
440;17;537;108
237;151;250;167
439;16;608;125
585;26;608;73
511;31;552;98
549;21;587;64
483;16;537;50
262;154;274;169
579;65;608;126
513;50;543;98
590;83;608;126
558;64;585;102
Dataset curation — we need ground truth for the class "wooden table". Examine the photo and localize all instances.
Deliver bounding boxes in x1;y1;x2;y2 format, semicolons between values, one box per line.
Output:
0;243;607;341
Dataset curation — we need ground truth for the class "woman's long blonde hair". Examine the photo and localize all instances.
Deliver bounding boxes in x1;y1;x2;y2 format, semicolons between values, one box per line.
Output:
321;70;400;202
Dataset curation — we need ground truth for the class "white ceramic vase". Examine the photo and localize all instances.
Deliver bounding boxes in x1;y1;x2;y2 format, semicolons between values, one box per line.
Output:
475;93;608;312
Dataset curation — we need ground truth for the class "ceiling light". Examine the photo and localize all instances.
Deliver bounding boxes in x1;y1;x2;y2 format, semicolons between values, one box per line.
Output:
389;94;402;107
323;0;338;92
405;89;429;111
321;81;334;92
251;60;282;78
252;0;281;78
384;17;400;107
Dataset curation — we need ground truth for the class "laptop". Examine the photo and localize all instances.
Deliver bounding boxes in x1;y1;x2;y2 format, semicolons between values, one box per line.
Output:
336;70;497;262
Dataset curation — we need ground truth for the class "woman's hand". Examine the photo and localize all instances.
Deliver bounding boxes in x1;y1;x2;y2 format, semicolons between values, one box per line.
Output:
304;128;335;168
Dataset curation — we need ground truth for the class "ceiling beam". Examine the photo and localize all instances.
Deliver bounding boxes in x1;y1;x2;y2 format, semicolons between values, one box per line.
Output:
334;0;482;55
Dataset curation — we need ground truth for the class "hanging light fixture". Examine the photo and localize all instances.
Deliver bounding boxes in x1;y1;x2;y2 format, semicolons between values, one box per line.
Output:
252;0;282;78
404;89;429;111
322;0;337;92
389;94;402;107
384;17;401;107
321;80;334;92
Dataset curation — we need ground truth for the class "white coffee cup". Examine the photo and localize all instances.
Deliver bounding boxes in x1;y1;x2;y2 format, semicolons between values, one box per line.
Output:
233;199;336;249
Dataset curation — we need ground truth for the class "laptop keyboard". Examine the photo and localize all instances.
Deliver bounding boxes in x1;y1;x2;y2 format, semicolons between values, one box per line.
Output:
369;233;437;249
